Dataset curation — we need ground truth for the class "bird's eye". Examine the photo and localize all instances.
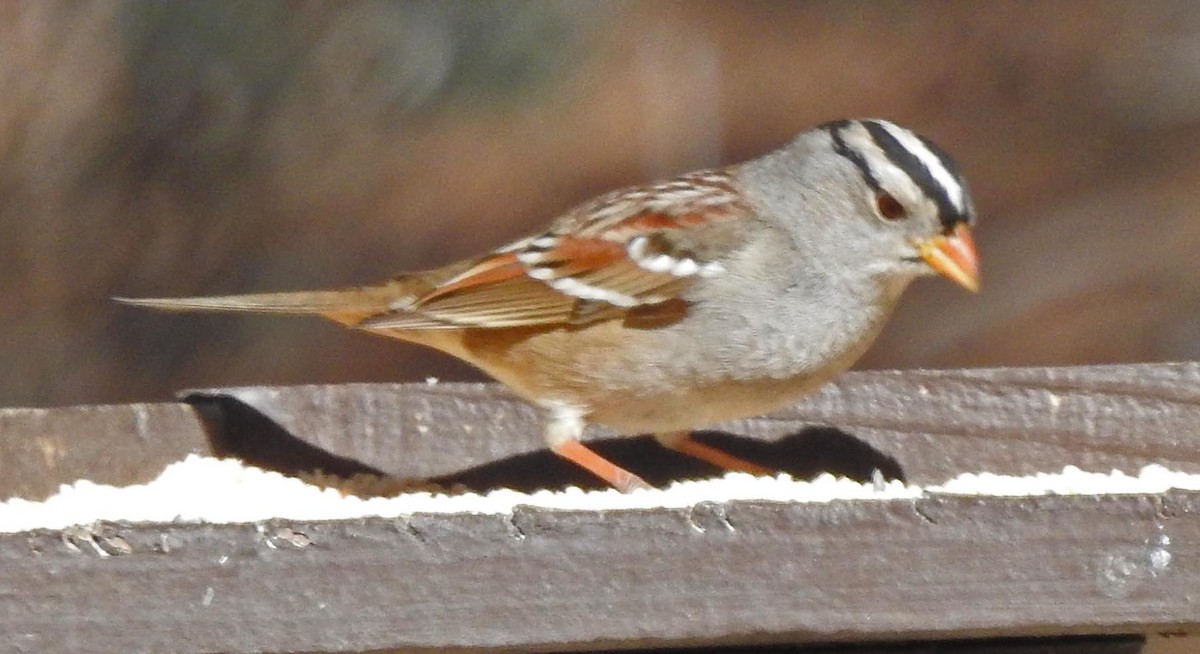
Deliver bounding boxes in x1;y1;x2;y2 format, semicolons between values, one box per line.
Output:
874;192;907;221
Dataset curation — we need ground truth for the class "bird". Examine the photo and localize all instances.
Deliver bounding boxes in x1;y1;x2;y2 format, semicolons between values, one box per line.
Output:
118;118;979;492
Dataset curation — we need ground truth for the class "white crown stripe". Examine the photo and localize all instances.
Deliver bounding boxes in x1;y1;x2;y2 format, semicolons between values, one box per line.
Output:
841;124;927;210
875;121;965;213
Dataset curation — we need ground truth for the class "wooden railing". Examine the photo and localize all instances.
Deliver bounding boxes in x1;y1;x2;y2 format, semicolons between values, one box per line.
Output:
2;363;1198;653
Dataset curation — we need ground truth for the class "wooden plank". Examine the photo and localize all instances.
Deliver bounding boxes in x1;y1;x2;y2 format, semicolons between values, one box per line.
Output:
0;402;212;501
758;638;1147;654
184;362;1200;490
4;363;1199;651
5;363;1193;496
0;492;1191;652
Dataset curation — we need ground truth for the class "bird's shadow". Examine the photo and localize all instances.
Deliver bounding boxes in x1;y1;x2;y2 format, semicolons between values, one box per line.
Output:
187;394;904;494
436;428;905;493
189;395;391;479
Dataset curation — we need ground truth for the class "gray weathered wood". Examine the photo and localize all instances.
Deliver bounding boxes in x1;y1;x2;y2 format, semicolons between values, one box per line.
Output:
4;363;1200;652
0;402;211;501
0;492;1190;652
187;362;1200;488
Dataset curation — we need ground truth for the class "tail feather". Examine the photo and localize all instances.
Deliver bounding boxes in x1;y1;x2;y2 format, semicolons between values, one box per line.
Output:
114;287;401;315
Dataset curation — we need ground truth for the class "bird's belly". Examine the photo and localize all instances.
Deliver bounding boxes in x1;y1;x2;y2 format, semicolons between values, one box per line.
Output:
456;312;875;436
581;372;839;434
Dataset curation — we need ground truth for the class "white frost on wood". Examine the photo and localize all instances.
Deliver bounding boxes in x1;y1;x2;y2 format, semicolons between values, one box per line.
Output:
2;456;1199;534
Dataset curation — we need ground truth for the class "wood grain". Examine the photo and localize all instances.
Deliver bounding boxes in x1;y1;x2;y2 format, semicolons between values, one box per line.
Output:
0;402;211;501
185;362;1200;490
4;363;1200;652
0;493;1188;652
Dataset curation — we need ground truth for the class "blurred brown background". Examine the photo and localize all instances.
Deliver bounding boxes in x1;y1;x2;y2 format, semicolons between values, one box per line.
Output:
3;0;1199;409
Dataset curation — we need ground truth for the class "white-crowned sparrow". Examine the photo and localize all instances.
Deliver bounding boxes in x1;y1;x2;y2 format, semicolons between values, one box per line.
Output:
119;118;979;491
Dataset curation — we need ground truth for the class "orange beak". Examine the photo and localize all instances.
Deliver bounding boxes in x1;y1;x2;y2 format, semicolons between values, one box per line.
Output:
916;223;980;292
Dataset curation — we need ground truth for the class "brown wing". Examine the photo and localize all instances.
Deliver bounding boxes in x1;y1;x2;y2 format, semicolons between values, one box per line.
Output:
358;170;752;331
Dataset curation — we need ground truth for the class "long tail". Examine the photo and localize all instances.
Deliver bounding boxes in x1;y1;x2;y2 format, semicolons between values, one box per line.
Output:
112;284;418;327
114;289;380;313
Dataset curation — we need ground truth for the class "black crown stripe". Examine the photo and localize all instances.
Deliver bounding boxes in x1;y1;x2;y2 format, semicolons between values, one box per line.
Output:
860;120;966;229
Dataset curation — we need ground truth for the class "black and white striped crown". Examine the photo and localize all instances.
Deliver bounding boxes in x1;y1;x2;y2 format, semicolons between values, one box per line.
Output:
822;119;973;230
